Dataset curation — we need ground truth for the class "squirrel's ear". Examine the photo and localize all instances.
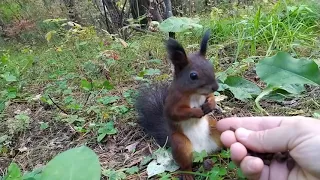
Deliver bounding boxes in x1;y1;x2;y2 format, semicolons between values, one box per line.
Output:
166;38;188;73
199;29;210;57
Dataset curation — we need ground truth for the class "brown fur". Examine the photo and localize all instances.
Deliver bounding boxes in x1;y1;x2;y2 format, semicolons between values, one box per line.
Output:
162;30;222;180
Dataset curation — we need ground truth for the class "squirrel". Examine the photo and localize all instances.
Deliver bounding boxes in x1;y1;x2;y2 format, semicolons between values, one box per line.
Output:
135;30;223;180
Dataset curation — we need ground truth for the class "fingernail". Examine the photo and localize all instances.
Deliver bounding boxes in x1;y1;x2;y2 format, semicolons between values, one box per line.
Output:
236;128;250;141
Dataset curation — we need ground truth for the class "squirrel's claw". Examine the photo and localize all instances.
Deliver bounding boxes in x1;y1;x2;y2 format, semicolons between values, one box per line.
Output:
213;105;222;114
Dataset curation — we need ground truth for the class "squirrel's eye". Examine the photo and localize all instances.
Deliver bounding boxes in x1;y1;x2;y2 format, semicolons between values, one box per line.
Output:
190;72;198;80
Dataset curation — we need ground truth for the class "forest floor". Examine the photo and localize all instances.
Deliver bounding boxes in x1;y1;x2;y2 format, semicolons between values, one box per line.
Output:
1;1;320;179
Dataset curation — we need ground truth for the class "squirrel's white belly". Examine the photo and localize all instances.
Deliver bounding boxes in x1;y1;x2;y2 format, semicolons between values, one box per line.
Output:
180;117;219;153
180;94;220;153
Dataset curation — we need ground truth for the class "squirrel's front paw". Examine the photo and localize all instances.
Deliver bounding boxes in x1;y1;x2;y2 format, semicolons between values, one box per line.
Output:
201;102;213;115
213;105;222;114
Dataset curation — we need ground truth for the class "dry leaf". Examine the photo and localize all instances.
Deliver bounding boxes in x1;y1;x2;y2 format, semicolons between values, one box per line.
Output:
215;95;228;102
117;38;128;48
125;142;139;152
288;109;305;115
18;147;28;152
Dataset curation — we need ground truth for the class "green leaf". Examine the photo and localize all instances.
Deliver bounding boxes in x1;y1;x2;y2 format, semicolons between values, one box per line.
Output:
97;121;117;142
41;146;101;180
227;161;237;170
209;166;220;179
256;52;320;86
143;68;161;76
62;115;85;124
102;169;126;180
102;81;114;90
140;155;153;166
313;111;320;119
98;96;120;105
218;167;227;176
3;162;22;180
220;149;231;158
22;166;44;180
5;87;18;99
221;76;261;101
125;166;139;175
45;30;56;42
1;72;17;82
39;122;49;130
146;148;179;178
159;17;203;33
193;150;207;163
148;59;162;64
81;79;92;91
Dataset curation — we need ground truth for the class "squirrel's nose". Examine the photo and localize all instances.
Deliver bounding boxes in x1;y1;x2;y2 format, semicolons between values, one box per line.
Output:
212;82;219;91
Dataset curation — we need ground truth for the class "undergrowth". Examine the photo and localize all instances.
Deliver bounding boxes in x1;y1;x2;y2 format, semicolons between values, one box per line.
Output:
1;0;320;179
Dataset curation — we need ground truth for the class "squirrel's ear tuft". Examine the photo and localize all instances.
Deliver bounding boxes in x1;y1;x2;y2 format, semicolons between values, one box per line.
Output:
199;29;210;56
166;38;188;73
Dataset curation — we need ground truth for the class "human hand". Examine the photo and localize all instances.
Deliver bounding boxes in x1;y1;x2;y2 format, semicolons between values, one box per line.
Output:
216;116;320;180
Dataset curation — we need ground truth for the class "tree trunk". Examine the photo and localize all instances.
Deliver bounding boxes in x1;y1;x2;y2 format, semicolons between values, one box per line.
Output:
163;0;174;38
149;0;163;22
63;0;81;23
130;0;149;28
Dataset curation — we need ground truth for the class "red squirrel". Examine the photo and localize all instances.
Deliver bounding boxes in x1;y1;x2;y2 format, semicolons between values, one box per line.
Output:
135;30;223;180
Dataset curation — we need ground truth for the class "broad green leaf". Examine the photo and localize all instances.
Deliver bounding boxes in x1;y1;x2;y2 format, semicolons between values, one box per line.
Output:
41;146;101;180
22;166;44;180
256;52;320;86
1;72;17;82
4;162;22;180
221;76;261;101
146;148;179;178
6;86;18;99
159;17;203;33
81;79;92;91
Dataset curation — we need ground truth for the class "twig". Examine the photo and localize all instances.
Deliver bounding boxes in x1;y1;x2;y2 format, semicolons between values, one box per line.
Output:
123;23;154;33
120;0;128;27
102;0;112;33
48;95;68;114
84;80;93;106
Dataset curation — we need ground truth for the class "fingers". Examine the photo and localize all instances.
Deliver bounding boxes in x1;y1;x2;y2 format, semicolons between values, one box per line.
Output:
240;156;264;180
234;127;295;152
216;116;298;132
228;142;264;179
230;142;247;165
220;130;236;147
269;160;289;180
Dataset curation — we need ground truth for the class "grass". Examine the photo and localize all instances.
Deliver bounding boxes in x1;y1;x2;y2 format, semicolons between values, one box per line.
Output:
1;0;320;179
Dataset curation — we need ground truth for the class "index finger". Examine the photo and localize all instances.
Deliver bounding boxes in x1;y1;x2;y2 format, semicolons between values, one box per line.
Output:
216;116;298;132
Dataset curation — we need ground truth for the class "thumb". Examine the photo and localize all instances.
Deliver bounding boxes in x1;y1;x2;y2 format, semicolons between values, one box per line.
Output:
234;126;296;153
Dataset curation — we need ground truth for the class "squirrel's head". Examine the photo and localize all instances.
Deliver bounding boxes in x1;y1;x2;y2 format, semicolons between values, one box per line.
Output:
166;30;218;95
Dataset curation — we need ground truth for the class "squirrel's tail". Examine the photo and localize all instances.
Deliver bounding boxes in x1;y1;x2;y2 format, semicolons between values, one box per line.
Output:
135;82;170;147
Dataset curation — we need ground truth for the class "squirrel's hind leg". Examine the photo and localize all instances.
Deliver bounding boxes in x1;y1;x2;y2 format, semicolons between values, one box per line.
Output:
171;132;195;180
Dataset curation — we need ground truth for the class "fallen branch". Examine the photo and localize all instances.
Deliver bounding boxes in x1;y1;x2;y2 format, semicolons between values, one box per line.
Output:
48;95;68;114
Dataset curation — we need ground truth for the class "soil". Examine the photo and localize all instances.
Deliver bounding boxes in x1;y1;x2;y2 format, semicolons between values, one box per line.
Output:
1;65;319;179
